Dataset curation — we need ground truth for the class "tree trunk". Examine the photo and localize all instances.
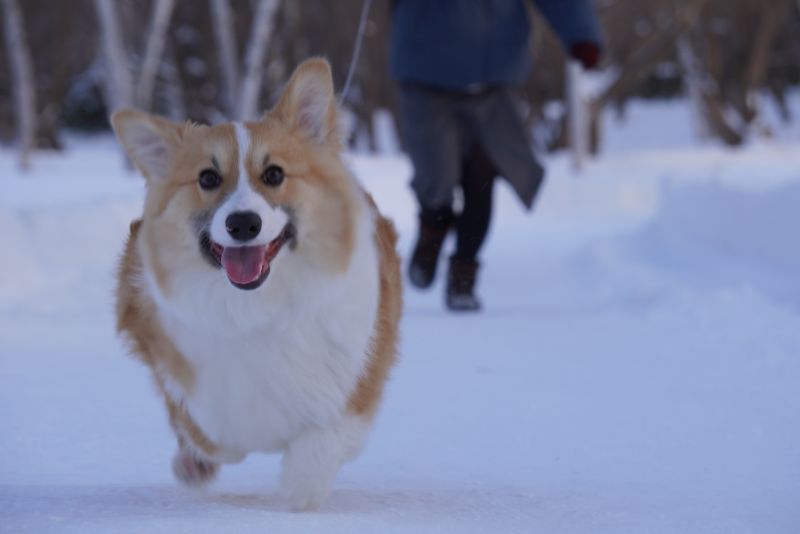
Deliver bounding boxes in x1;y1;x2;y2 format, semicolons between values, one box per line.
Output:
2;0;37;170
238;0;281;120
94;0;134;112
769;79;791;123
694;28;745;146
676;34;710;139
209;0;239;118
740;0;792;123
136;0;177;111
162;44;188;121
566;61;589;171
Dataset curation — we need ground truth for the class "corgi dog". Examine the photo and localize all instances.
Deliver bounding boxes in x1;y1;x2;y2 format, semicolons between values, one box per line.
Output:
111;58;402;511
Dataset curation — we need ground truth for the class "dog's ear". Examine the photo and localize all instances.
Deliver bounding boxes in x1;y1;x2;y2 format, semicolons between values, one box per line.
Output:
273;58;339;146
111;109;184;182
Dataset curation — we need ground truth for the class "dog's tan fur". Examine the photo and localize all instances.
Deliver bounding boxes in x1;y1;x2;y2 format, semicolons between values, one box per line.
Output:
349;195;402;418
118;220;221;456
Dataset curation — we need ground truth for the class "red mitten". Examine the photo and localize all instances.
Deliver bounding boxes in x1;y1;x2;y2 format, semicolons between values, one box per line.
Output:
570;42;601;70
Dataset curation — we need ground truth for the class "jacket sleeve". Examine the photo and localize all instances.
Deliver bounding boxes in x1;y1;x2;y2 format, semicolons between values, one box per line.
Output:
531;0;603;48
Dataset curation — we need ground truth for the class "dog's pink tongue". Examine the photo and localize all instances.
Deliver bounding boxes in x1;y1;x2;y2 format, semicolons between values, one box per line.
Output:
221;246;266;285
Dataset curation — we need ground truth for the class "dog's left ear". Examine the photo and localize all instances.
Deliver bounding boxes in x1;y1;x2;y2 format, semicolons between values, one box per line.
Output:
273;58;339;146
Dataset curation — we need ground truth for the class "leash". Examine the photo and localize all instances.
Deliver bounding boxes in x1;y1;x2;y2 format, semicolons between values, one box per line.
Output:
339;0;373;104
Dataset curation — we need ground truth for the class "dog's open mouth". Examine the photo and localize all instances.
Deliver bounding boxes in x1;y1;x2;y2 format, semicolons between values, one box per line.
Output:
208;224;295;290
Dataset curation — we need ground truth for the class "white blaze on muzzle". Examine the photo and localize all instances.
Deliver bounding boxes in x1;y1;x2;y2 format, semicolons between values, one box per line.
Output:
209;122;289;248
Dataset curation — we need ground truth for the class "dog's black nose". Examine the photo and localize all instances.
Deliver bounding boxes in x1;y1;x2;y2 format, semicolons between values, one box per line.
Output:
225;211;262;242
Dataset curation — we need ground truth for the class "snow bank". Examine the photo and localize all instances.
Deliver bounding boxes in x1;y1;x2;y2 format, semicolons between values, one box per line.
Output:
630;179;800;306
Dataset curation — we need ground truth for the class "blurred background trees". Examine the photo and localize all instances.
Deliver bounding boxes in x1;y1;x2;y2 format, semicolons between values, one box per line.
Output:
1;0;799;163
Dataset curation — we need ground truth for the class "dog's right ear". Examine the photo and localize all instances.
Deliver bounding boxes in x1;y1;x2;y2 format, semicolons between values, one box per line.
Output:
111;109;184;182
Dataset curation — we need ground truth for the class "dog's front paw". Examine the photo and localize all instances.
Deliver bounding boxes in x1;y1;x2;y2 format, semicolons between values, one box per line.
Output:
280;467;334;512
172;449;219;487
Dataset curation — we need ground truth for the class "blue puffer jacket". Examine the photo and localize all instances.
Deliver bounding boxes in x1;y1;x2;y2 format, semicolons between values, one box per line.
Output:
390;0;603;90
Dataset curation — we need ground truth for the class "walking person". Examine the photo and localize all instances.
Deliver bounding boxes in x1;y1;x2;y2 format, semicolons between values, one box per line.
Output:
390;0;603;311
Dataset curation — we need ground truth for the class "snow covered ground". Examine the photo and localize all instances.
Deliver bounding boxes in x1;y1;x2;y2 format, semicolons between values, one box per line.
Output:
1;99;800;533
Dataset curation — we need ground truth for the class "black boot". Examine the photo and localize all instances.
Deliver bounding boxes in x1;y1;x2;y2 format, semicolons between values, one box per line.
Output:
408;209;453;289
446;256;481;311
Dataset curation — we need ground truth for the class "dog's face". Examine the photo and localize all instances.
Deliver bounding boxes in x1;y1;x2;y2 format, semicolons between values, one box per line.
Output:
112;59;357;295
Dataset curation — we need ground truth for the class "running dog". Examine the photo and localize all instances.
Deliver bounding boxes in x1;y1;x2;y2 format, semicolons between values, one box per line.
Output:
112;58;401;511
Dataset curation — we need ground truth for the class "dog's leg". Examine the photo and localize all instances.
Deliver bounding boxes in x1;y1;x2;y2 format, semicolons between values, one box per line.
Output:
172;445;219;487
280;416;369;511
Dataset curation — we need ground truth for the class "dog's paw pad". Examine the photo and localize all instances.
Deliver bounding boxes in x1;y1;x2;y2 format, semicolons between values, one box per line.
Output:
172;451;219;487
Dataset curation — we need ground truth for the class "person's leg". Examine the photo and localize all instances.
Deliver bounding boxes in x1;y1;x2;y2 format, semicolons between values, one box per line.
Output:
408;204;454;288
454;146;495;261
447;145;495;311
397;83;462;289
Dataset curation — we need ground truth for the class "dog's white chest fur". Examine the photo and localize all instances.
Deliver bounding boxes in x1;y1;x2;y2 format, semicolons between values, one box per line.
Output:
166;308;369;459
152;209;379;461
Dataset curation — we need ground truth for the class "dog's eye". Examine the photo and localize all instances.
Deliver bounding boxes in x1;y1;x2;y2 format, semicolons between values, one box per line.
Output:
198;169;222;190
262;165;284;187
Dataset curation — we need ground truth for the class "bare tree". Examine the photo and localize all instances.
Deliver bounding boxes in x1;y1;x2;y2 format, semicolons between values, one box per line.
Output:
94;0;134;112
209;0;239;117
566;62;589;171
161;46;188;120
238;0;281;119
676;34;710;139
587;0;712;152
136;0;177;111
2;0;36;170
677;0;795;146
740;0;793;122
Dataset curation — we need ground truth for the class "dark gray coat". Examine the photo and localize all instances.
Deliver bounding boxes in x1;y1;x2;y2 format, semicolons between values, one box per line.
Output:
398;84;544;210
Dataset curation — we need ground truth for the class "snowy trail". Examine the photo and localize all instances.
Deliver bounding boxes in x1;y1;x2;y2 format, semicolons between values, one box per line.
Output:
2;105;800;532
